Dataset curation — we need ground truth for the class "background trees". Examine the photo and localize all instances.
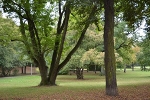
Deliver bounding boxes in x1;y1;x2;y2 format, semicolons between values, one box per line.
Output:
0;13;28;76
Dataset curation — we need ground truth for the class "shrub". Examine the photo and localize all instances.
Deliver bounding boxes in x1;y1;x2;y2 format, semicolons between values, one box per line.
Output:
58;67;69;75
12;68;19;76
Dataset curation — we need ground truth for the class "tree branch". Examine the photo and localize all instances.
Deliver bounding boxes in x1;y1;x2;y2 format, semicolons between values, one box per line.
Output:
58;5;98;71
115;40;133;50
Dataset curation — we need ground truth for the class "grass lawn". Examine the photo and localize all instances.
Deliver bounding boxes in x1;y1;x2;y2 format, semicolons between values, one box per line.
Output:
0;69;150;100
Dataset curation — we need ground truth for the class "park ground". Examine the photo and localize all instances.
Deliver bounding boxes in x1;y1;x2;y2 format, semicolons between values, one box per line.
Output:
0;68;150;100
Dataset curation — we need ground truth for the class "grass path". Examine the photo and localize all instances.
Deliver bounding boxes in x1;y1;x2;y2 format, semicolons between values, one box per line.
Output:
0;70;150;100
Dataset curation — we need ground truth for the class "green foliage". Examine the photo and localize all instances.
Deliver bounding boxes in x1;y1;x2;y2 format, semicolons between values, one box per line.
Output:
118;0;146;28
65;50;84;69
58;66;69;75
114;21;136;67
0;15;30;76
80;26;104;51
0;45;14;76
137;39;150;66
0;13;20;45
0;42;30;77
12;68;19;76
0;45;13;67
64;24;104;70
81;49;104;66
1;0;101;85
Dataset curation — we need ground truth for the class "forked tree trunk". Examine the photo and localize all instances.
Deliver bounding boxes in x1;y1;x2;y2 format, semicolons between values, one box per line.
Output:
104;0;118;96
45;2;97;86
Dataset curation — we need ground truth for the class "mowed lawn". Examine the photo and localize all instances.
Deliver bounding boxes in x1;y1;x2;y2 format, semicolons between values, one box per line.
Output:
0;69;150;100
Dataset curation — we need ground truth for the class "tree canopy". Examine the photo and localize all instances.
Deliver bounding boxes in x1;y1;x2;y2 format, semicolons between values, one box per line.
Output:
1;0;149;96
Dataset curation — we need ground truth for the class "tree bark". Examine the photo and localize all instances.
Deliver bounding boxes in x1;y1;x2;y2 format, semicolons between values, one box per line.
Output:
24;66;26;74
48;4;70;85
21;67;23;74
131;62;134;71
38;54;48;86
104;0;118;96
76;67;83;79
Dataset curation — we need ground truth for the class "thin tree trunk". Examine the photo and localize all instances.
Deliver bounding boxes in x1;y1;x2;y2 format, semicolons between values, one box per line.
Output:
21;67;23;74
132;62;134;71
104;0;118;96
100;66;105;76
24;66;26;74
124;66;126;73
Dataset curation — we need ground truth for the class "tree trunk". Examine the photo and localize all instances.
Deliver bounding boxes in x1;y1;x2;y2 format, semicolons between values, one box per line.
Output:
47;5;70;86
144;65;146;71
49;71;58;85
21;67;23;74
104;0;118;96
100;66;105;76
95;65;97;74
38;54;48;86
2;67;6;76
47;3;97;86
131;62;134;71
76;67;83;79
24;66;26;74
124;66;126;73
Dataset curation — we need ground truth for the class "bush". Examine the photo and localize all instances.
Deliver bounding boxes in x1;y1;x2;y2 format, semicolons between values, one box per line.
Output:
58;67;69;75
12;68;19;76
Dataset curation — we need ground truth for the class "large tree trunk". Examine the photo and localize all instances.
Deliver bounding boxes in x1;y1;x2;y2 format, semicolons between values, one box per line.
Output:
49;71;58;85
104;0;118;96
38;54;48;86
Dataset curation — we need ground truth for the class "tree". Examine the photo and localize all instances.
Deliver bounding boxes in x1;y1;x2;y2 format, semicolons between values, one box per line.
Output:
81;48;104;74
0;13;26;76
137;38;150;70
0;45;13;76
114;21;136;71
104;0;118;96
64;23;104;78
2;0;99;86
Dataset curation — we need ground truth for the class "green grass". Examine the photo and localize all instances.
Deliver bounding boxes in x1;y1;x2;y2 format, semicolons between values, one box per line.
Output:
0;69;149;99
